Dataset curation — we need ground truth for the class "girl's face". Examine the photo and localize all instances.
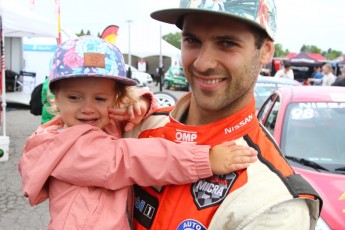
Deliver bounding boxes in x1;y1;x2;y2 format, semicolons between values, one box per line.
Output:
54;77;117;130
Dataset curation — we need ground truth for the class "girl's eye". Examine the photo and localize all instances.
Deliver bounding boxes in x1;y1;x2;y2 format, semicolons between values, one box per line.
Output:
68;95;79;100
96;97;107;102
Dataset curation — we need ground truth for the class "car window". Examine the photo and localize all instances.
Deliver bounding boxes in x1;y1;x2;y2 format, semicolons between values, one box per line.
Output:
264;96;280;135
281;102;345;167
257;93;276;124
254;83;277;109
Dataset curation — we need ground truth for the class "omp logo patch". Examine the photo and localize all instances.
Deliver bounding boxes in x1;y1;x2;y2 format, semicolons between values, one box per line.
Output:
177;219;207;230
192;172;237;209
175;129;198;143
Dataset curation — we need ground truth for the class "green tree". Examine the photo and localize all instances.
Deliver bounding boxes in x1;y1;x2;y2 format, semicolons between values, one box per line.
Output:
300;45;321;53
274;43;289;58
162;32;182;49
322;48;342;60
76;29;85;37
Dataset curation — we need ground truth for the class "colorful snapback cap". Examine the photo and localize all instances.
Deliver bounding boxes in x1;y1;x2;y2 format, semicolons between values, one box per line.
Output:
49;35;137;88
151;0;277;40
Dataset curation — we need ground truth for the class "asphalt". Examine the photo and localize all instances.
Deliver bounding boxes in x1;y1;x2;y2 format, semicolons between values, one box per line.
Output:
0;85;186;229
0;107;49;229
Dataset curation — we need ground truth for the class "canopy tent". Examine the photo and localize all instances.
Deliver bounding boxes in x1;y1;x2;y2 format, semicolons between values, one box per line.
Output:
284;52;326;83
284;52;325;67
1;1;58;38
0;0;60;154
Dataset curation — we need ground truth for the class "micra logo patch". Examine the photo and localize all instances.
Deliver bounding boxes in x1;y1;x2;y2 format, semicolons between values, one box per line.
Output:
177;219;207;230
192;172;237;209
175;129;198;143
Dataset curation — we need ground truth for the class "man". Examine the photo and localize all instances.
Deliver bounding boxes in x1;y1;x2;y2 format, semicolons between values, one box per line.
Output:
308;63;336;86
127;0;322;229
310;66;324;86
332;65;345;86
274;63;294;80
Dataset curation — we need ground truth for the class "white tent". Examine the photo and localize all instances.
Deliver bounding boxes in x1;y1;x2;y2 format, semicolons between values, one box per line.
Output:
0;0;60;161
1;0;58;38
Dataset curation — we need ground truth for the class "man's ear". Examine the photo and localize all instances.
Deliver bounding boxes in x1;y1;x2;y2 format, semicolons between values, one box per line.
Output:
260;39;275;65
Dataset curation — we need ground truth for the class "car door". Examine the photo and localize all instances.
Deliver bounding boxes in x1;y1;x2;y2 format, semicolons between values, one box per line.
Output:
257;93;281;136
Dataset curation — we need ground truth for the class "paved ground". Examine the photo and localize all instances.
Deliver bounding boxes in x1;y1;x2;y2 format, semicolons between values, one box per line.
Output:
0;85;186;229
0;107;49;230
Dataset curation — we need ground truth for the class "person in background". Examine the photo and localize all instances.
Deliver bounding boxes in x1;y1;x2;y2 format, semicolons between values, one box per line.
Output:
308;63;336;86
126;0;322;229
332;65;345;86
309;66;324;86
18;35;258;230
41;77;55;123
274;62;294;80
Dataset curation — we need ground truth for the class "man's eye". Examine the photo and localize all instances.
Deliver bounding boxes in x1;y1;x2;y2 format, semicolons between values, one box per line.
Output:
222;41;237;48
183;37;199;45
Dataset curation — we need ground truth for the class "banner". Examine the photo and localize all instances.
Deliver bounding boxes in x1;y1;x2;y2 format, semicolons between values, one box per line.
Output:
101;25;119;45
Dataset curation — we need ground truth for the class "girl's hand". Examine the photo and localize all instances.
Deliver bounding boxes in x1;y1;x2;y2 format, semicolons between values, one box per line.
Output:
209;141;258;175
108;97;150;132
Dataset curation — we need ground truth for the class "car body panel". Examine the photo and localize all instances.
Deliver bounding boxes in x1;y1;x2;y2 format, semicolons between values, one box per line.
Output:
254;76;300;112
163;66;189;91
257;86;345;229
125;64;152;87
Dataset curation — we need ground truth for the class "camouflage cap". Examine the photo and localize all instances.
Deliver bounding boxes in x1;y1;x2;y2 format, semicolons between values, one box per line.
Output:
151;0;277;40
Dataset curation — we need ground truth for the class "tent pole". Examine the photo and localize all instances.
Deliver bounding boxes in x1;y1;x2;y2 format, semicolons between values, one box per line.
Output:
1;14;7;136
1;34;7;137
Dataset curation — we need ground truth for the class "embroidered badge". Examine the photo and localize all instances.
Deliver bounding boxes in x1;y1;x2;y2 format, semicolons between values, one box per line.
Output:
177;219;207;230
84;53;105;68
133;186;159;229
192;172;237;209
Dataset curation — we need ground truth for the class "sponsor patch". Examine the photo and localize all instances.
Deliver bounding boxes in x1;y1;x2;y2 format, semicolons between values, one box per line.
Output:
133;185;158;229
177;219;207;230
192;172;237;209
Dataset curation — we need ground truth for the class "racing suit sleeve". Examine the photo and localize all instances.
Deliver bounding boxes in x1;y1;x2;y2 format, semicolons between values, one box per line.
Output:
209;199;310;230
24;124;212;191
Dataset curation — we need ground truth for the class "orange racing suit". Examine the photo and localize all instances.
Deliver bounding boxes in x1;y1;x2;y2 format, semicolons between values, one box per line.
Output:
125;93;322;230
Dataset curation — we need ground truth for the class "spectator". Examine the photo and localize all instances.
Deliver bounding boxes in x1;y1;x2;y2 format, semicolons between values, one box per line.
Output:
332;66;345;86
310;66;324;86
308;63;336;86
274;63;294;80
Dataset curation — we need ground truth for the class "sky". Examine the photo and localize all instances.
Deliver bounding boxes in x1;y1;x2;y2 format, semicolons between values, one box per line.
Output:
12;0;345;54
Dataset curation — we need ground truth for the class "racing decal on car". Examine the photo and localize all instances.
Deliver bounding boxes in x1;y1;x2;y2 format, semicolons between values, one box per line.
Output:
192;172;237;209
177;219;207;230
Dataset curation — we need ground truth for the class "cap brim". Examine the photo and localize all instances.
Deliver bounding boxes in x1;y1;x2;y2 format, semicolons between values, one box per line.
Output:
49;74;137;90
151;8;267;35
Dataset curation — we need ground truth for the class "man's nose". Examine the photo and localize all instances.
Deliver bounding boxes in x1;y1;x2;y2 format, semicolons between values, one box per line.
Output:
193;45;218;72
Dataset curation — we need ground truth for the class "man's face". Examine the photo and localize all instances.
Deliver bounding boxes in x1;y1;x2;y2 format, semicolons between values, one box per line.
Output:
181;13;273;121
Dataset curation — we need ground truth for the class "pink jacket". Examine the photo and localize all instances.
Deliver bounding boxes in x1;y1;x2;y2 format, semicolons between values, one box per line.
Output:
18;117;212;229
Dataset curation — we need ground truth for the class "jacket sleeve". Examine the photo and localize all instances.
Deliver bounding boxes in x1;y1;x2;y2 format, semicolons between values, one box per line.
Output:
208;199;311;230
49;125;212;190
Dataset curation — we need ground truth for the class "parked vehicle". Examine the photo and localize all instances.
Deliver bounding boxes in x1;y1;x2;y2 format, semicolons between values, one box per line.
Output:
257;86;345;230
125;64;152;87
254;75;300;112
163;66;189;91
